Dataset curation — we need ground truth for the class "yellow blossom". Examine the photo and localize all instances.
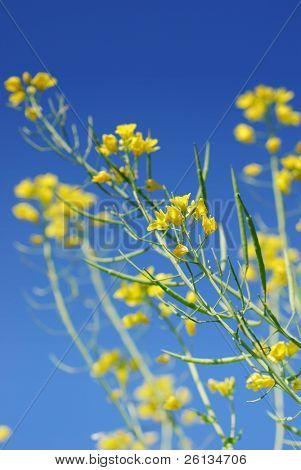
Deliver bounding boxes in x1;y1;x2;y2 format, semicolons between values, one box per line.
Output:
92;349;120;376
13;202;39;223
243;163;262;177
122;311;149;328
268;341;287;362
4;76;22;92
188;198;207;220
169;194;190;212
276;169;292;194
233;123;255;144
208;377;235;397
185;318;196;336
173;244;189;258
163;395;183;411
22;72;31;84
0;425;11;442
25;106;40;121
165;206;184;226
286;341;299;357
236;91;255;109
202;215;217;236
92;170;112;184
14;179;35;199
156;354;170;364
96;134;118;156
144;135;160;154
114;281;146;306
244;101;266;121
292;379;301;392
145;178;163;191
186;291;197;303
31;72;57;91
45;218;65;239
244;264;257;281
9;90;26;107
265;137;281;154
159;302;173;317
147;209;169;231
130;132;145;157
98;430;132;450
275;104;301;126
246;372;275;391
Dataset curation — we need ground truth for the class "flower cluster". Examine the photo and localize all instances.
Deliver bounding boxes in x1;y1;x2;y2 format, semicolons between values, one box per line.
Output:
267;340;299;363
147;194;217;238
276;152;301;194
246;372;275;391
96;124;159;158
235;84;300;126
13;173;95;244
114;268;169;306
4;72;57;120
135;375;191;421
207;377;235;397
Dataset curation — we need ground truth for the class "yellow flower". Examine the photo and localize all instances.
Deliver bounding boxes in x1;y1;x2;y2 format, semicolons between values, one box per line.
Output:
246;372;275;391
130;132;145;157
114;281;146;306
276;169;292;194
30;234;43;245
145;179;163;191
98;430;132;450
156;354;170;364
92;349;120;376
163;395;182;411
92;170;112;184
13;202;39;223
173;244;189;258
0;425;11;442
22;72;31;84
208;377;235;397
159;302;173;317
116;123;137;139
147;209;169;231
243;163;262;177
4;76;22;92
185;318;196;336
31;72;57;91
274;87;294;104
244;101;266;121
286;341;299;357
236;91;255;109
122;311;149;328
45;218;65;239
233;123;255;144
169;194;190;212
144;135;160;154
265;137;281;154
292;379;301;392
186;291;197;303
14;179;35;198
9;90;26;107
275;104;301;126
165;206;184;226
202;215;217;236
96;134;118;156
188;199;207;220
25;106;40;121
244;264;257;281
115;365;129;386
268;341;287;362
34;173;58;188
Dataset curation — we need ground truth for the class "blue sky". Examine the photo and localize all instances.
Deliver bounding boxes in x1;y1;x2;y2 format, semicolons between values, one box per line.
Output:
1;0;301;450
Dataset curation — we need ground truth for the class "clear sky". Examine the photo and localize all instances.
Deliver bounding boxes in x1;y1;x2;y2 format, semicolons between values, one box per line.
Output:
1;0;301;450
